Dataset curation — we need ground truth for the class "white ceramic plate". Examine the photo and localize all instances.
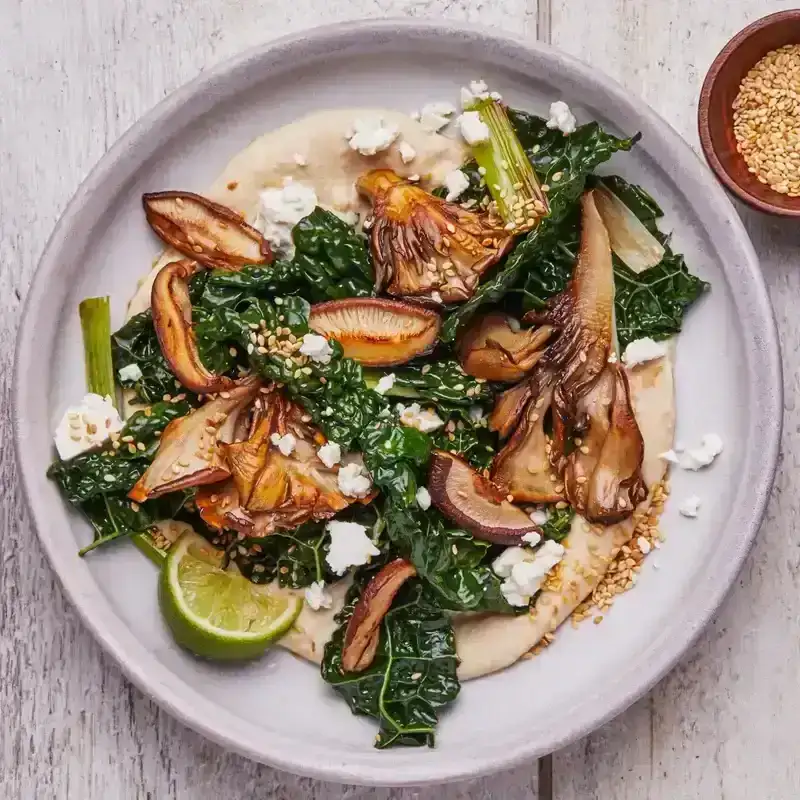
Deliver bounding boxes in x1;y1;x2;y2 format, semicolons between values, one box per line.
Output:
14;20;782;786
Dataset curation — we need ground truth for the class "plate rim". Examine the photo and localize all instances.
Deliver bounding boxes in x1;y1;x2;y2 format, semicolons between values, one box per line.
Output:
13;18;783;786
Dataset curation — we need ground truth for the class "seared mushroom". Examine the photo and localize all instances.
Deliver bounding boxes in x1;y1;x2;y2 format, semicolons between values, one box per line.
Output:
143;191;272;270
356;169;513;304
458;312;552;382
128;377;260;503
308;298;440;366
489;379;534;440
491;383;564;503
151;259;237;394
427;450;540;545
342;558;417;673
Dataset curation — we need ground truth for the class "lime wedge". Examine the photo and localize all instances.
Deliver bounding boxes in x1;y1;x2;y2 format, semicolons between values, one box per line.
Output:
160;531;301;660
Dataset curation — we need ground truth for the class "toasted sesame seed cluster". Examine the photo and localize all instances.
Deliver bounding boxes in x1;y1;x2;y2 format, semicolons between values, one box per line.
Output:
733;44;800;196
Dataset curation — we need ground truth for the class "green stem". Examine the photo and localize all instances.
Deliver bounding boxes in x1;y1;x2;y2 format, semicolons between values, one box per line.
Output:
467;98;549;230
79;297;117;404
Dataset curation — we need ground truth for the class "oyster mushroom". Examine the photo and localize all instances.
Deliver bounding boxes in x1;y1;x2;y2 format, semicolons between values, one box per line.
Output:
458;312;552;382
356;169;514;304
151;258;237;394
128;377;261;503
342;558;417;673
489;379;534;440
143;190;272;270
427;450;540;545
308;297;440;366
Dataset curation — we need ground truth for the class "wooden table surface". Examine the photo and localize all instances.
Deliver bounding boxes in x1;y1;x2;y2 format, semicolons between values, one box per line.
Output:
2;0;798;797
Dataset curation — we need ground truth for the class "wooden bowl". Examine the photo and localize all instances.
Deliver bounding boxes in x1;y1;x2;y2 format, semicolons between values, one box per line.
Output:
698;10;800;217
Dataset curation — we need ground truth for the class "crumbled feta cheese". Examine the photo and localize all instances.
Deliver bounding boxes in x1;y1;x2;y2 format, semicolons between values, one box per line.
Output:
299;333;333;364
347;117;400;156
293;153;308;167
546;101;577;135
431;291;443;304
422;101;457;118
461;80;490;107
679;495;702;518
658;449;680;464
522;531;542;546
679;434;723;471
529;509;549;526
398;141;417;164
444;169;470;201
397;402;445;432
469;79;489;96
637;536;652;555
270;432;296;456
54;394;124;460
316;441;342;469
407;173;421;182
493;540;566;606
419;112;451;133
118;363;143;383
337;461;373;498
253;178;317;258
457;111;490;145
622;337;668;367
325;521;380;575
489;90;503;101
415;486;431;510
468;405;485;424
374;373;396;395
304;580;332;611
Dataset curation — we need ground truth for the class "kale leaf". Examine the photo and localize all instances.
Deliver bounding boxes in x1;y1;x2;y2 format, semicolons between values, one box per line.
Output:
321;572;459;749
541;506;574;542
385;360;493;407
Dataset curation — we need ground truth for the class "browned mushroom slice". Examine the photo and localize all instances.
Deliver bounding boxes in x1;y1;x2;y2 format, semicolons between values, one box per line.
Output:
491;385;564;503
458;312;553;382
128;377;261;503
489;379;534;440
427;450;540;545
356;169;514;304
143;190;272;270
151;258;238;395
308;298;440;366
342;559;417;673
563;363;647;524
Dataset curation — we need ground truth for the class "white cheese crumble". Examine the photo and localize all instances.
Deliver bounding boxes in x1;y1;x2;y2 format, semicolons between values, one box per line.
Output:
253;178;317;258
299;333;333;364
415;486;432;510
325;521;380;575
374;373;396;395
118;363;142;383
337;461;373;498
546;101;577;135
679;434;724;470
431;291;443;304
637;536;652;555
679;495;702;518
457;111;490;145
658;449;680;464
346;117;400;156
444;169;470;201
293;152;308;167
398;141;417;164
461;79;491;107
304;580;333;611
397;402;445;433
493;540;566;607
54;394;124;461
419;112;451;133
316;441;342;469
468;405;485;424
522;530;542;546
528;508;549;526
270;432;297;456
622;337;668;367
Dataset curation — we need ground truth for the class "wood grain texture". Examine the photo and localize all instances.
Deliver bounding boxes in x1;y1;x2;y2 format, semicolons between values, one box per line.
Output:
549;2;800;798
0;1;543;798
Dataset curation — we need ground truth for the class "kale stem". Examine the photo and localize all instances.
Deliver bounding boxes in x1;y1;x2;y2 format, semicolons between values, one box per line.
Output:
79;297;117;405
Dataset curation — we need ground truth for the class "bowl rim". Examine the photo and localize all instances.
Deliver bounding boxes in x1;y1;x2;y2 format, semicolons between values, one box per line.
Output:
698;9;800;217
13;18;783;786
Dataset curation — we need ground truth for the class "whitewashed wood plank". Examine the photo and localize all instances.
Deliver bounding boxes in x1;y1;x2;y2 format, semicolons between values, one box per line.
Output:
548;2;800;798
0;0;543;797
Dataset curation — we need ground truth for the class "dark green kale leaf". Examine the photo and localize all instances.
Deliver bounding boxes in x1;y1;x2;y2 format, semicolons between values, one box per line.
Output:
541;506;574;542
429;422;496;471
385;361;493;407
440;115;639;342
384;504;511;613
321;573;459;749
112;311;179;404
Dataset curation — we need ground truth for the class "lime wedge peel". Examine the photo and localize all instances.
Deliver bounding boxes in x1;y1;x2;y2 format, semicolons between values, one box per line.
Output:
160;531;302;660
